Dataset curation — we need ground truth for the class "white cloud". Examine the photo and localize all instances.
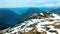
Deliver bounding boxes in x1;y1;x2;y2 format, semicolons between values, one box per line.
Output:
56;2;60;6
43;3;55;7
0;0;60;8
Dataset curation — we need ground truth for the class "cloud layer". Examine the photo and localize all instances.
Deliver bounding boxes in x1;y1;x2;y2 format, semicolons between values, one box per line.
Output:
0;0;60;8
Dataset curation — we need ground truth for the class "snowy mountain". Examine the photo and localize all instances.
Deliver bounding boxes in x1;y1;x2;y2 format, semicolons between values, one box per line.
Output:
0;12;60;34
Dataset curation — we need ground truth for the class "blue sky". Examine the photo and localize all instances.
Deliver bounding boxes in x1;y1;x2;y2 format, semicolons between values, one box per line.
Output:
0;0;60;8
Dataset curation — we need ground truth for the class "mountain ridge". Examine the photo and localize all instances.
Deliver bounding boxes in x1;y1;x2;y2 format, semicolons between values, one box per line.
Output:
1;12;60;34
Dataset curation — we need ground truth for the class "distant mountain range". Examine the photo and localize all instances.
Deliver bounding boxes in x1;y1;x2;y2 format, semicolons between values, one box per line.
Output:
17;8;44;24
0;9;20;25
0;8;43;30
0;7;60;30
50;8;60;15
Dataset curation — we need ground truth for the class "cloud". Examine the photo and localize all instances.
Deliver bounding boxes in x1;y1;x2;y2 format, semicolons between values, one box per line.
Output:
43;3;55;7
56;2;60;6
0;0;60;8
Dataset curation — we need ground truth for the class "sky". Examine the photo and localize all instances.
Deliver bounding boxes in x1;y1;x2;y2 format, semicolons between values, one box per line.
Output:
0;0;60;8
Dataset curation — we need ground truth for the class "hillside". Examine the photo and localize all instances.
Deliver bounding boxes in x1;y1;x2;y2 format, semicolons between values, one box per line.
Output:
0;12;60;34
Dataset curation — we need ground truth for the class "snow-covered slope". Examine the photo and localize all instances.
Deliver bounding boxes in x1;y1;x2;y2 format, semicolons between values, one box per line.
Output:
0;12;60;34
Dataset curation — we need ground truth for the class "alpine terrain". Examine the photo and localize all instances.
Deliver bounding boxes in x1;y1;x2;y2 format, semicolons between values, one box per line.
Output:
0;12;60;34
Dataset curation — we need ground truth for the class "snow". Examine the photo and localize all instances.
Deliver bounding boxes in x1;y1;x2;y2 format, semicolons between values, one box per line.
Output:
36;25;46;32
40;13;44;15
24;27;33;32
46;31;56;34
47;25;54;28
2;13;60;34
49;28;60;34
55;23;60;25
57;30;60;34
52;13;60;19
5;33;11;34
26;19;41;26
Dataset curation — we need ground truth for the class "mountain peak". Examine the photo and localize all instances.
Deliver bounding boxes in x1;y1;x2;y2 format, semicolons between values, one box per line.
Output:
0;12;60;34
